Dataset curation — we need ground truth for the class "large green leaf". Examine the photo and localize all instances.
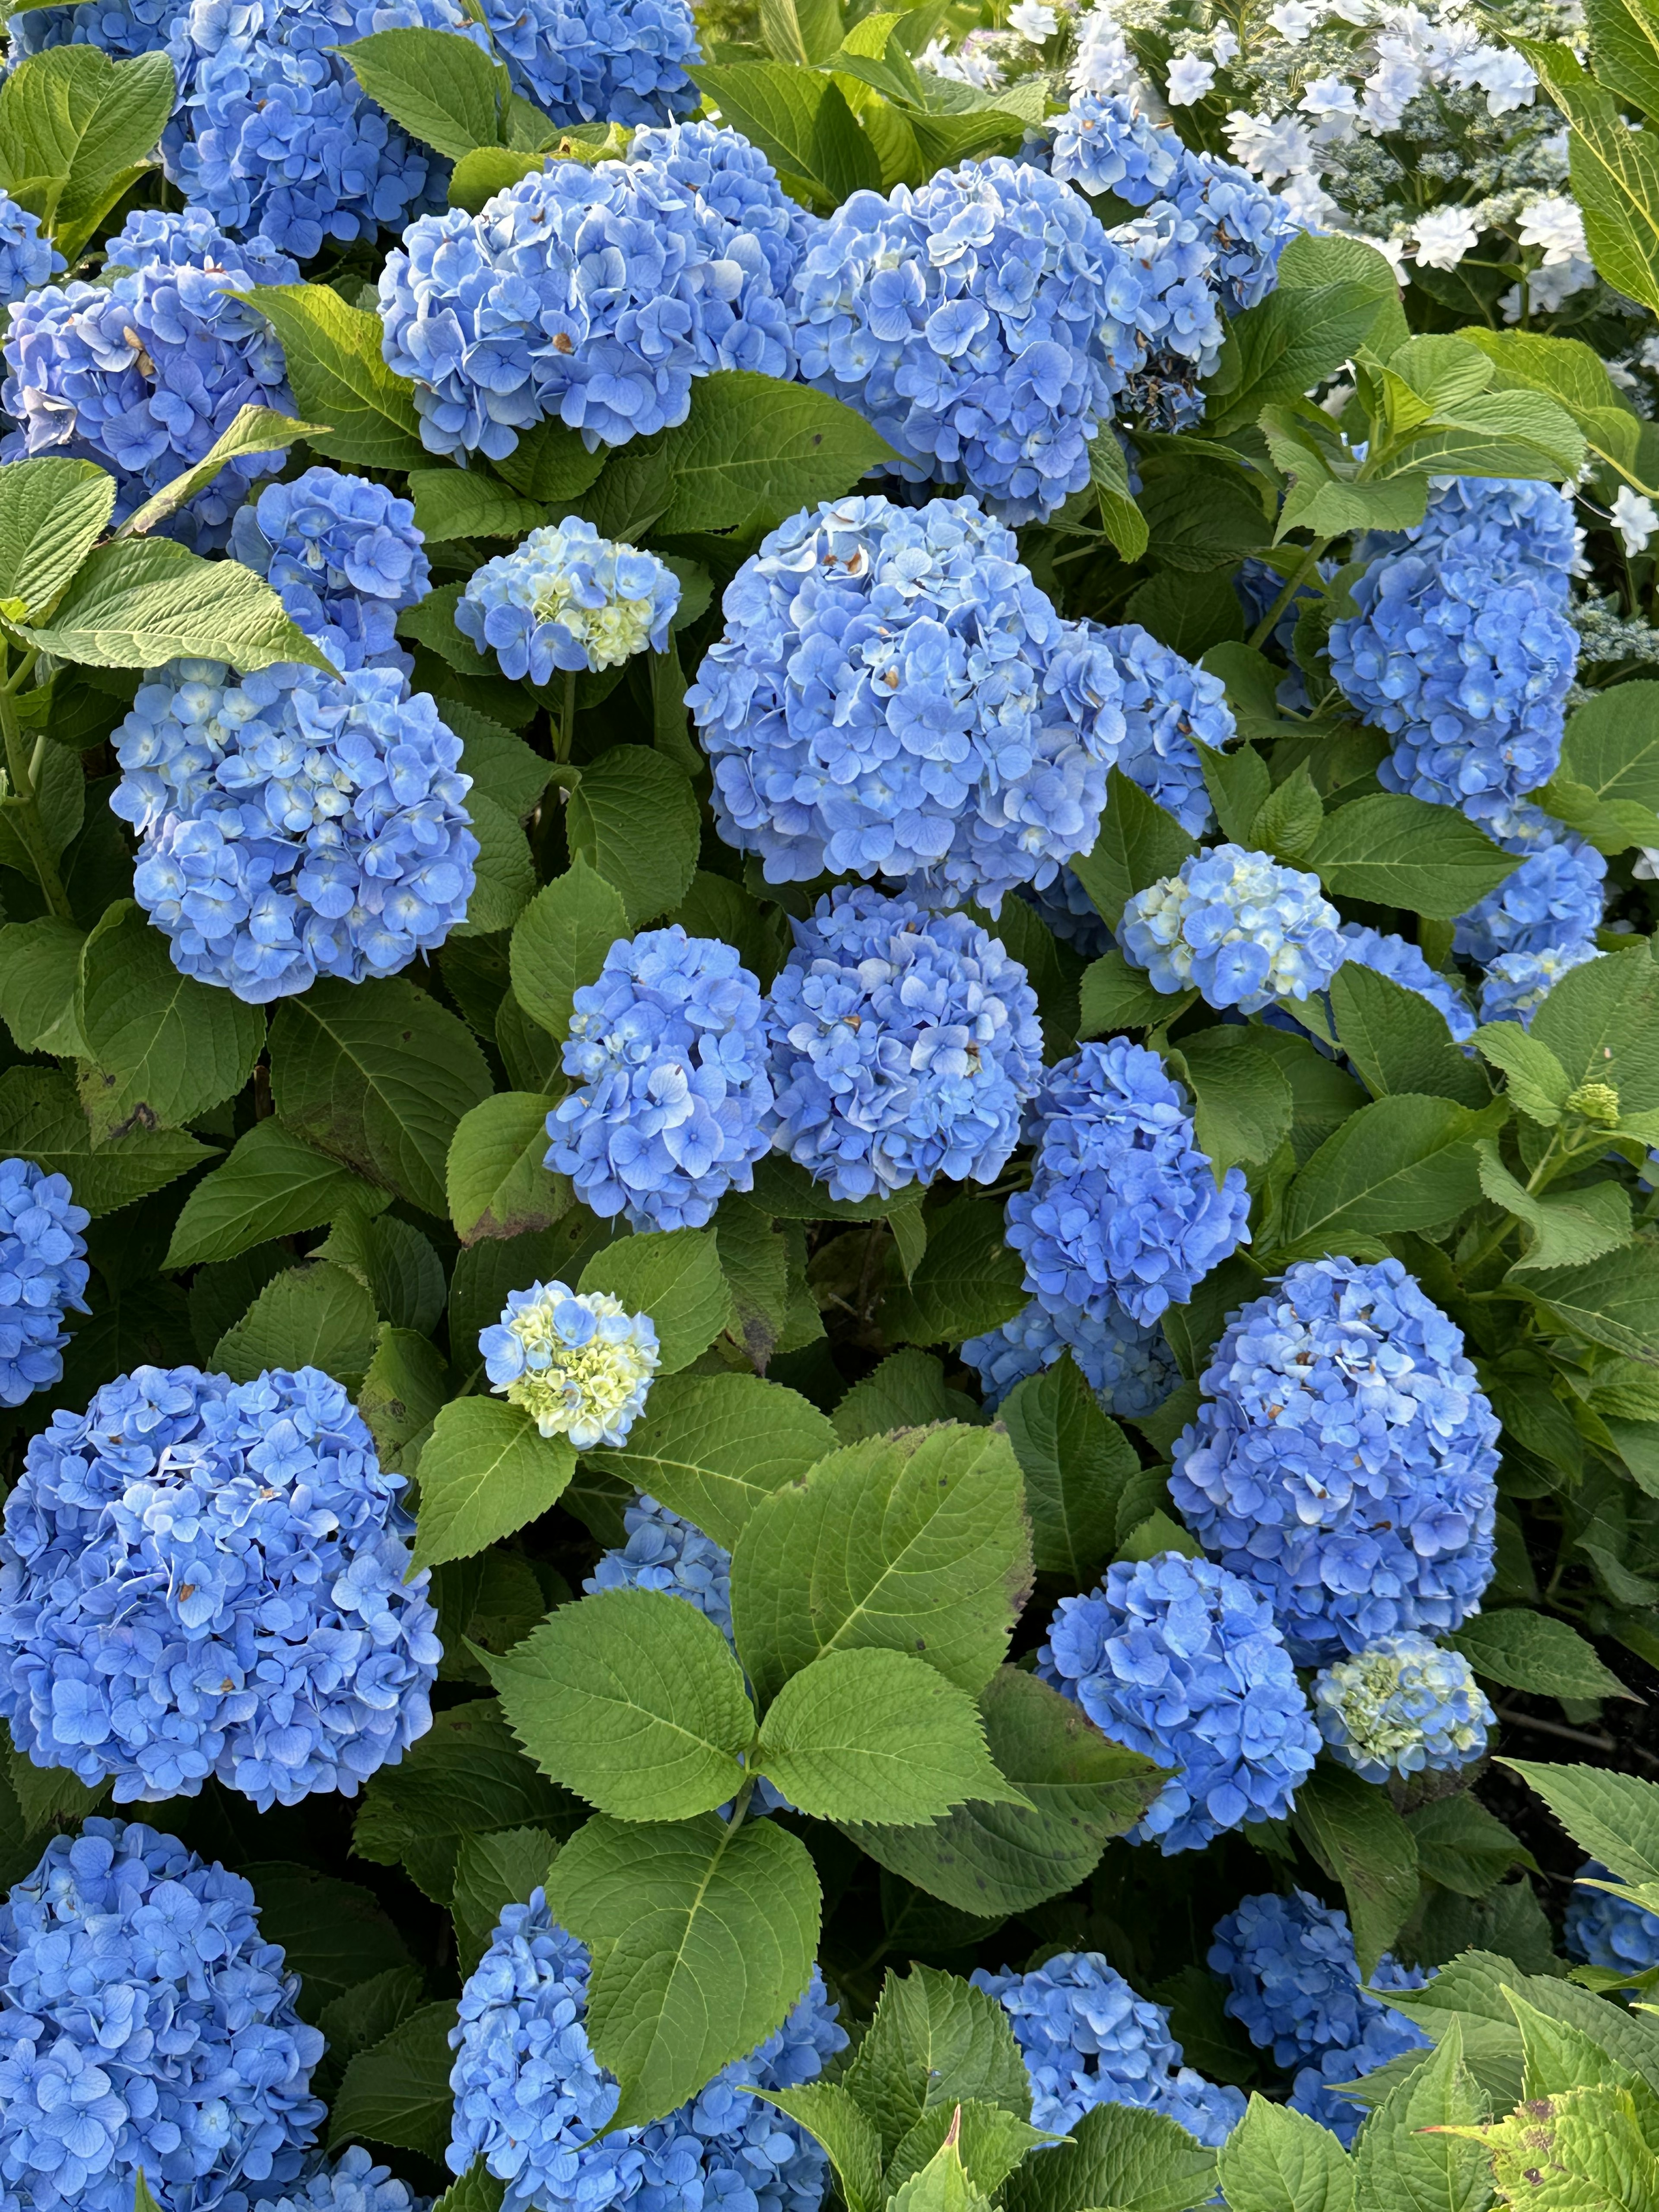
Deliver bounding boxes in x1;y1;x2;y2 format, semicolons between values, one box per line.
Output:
0;458;114;621
1449;1610;1633;1700
1529;940;1659;1110
579;1227;734;1372
881;1197;1026;1345
1329;963;1487;1106
587;1370;836;1550
246;284;429;470
165;1121;386;1269
1274;1093;1506;1261
1306;794;1516;917
566;748;701;928
0;916;87;1056
14;537;330;673
339;26;504;159
446;1091;569;1245
1216;2097;1353;2212
1002;2100;1221;2212
845;1961;1030;2161
115;405;327;542
1068;768;1197;932
1291;1763;1419;1978
0;46;175;261
0;1064;212;1217
214;1261;379;1384
1519;1241;1659;1363
510;858;629;1045
327;2001;458;2161
652;372;896;535
411;1397;576;1568
1501;1759;1659;1886
683;61;881;208
76;900;264;1139
1555;62;1659;318
1001;1356;1138;1580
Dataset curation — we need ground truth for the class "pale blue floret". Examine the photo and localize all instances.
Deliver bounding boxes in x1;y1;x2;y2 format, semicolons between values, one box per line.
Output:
1338;925;1476;1042
1564;1861;1659;1975
585;1494;735;1639
973;1950;1245;2144
448;1893;845;2212
480;1281;660;1449
261;2148;431;2212
1478;941;1602;1027
0;1820;325;2212
0;1160;89;1408
112;659;477;1002
1099;620;1233;835
230;466;430;675
961;1295;1180;1421
1120;845;1346;1015
1170;1257;1500;1662
547;927;774;1231
457;517;680;683
1006;1039;1251;1329
1313;1631;1493;1781
0;191;62;303
686;493;1126;909
0;1363;442;1808
474;0;701;126
1452;802;1605;965
765;886;1043;1203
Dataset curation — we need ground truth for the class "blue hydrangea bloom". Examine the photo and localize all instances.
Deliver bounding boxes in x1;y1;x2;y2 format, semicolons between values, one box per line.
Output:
481;1281;660;1449
766;886;1043;1203
1100;620;1232;836
0;1363;442;1808
1313;1632;1493;1782
473;0;700;125
547;927;773;1231
1564;1862;1659;1975
686;494;1125;908
1039;1552;1319;1853
7;0;183;66
448;1892;845;2212
1046;92;1183;204
1170;1257;1501;1662
1478;941;1602;1027
1452;804;1605;965
787;158;1132;524
261;2148;430;2212
1020;865;1114;960
585;1494;735;1637
629;121;814;290
0;190;61;305
2;210;298;548
112;658;477;1002
0;1821;325;2212
1338;925;1477;1043
1359;477;1577;598
0;1159;89;1408
1006;1039;1251;1330
962;1294;1180;1422
1120;845;1346;1015
1210;1891;1429;2145
229;467;429;675
380;139;797;461
456;517;680;683
972;1951;1244;2145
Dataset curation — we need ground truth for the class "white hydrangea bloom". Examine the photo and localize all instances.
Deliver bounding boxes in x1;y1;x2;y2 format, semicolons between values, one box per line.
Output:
1226;108;1316;179
1412;205;1479;269
1613;486;1659;556
1166;52;1217;101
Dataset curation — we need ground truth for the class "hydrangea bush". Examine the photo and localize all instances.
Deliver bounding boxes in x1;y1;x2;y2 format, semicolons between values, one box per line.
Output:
0;3;1653;2204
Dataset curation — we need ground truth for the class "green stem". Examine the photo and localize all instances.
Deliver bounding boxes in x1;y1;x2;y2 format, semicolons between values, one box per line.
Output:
0;660;73;923
1247;539;1329;650
558;670;577;764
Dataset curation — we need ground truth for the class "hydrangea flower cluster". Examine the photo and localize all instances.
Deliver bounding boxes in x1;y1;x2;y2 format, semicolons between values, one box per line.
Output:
1038;1551;1319;1853
112;659;477;1002
1209;1890;1430;2145
262;2148;430;2212
166;0;476;260
1564;1862;1659;1975
1479;942;1603;1028
2;210;298;547
7;0;181;67
1452;805;1606;966
631;120;814;290
0;190;61;305
547;927;773;1230
474;0;701;125
1170;1257;1501;1662
686;495;1126;907
1022;865;1113;960
1339;925;1476;1042
1372;477;1579;582
1120;846;1347;1014
585;1494;735;1637
766;887;1043;1203
0;1363;442;1807
457;517;680;683
962;1294;1180;1421
972;1950;1245;2145
1006;1040;1250;1331
380;139;797;462
1313;1631;1493;1782
229;467;430;675
480;1282;660;1449
448;1892;845;2212
0;1819;324;2212
0;1159;89;1408
787;158;1129;523
1100;620;1233;835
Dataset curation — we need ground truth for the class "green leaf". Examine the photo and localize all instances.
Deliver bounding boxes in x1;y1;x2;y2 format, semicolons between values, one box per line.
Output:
447;1090;569;1244
1459;326;1645;488
213;1260;379;1385
882;1196;1026;1345
0;915;87;1056
1001;1355;1138;1580
1530;941;1659;1110
246;283;429;470
407;468;545;543
116;405;327;542
1206;280;1392;438
757;0;843;62
755;1646;1023;1824
1090;432;1149;561
651;370;896;536
450;1825;560;1972
731;1422;1031;1707
491;416;610;504
1451;1611;1634;1700
1330;962;1487;1106
1502;1760;1659;1886
1472;1023;1572;1125
888;2128;992;2212
1274;1093;1506;1262
1217;2095;1354;2212
1554;684;1659;839
588;1371;836;1550
488;1587;753;1820
0;1065;212;1217
1291;1763;1418;1977
339;26;504;159
452;788;534;937
1306;794;1516;917
1002;2100;1221;2212
165;1121;385;1269
745;2086;882;2212
358;1322;450;1474
449;704;555;821
833;1346;961;1444
270;975;492;1217
1518;1242;1659;1363
447;145;543;213
13;536;331;672
1174;1028;1295;1175
411;1397;575;1569
566;747;700;927
1406;1795;1535;1899
544;1811;820;2128
1477;1141;1632;1270
1278;227;1409;353
1077;949;1177;1038
1068;767;1197;932
888;2102;1059;2201
510;858;629;1046
327;2000;458;2161
842;1665;1167;1915
1555;67;1659;319
240;1861;413;2019
431;2164;507;2212
1460;2082;1659;2209
682;61;880;208
75;899;264;1138
714;1196;790;1370
844;1962;1030;2160
1587;0;1659;118
0;46;175;261
579;1227;734;1373
0;457;114;620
